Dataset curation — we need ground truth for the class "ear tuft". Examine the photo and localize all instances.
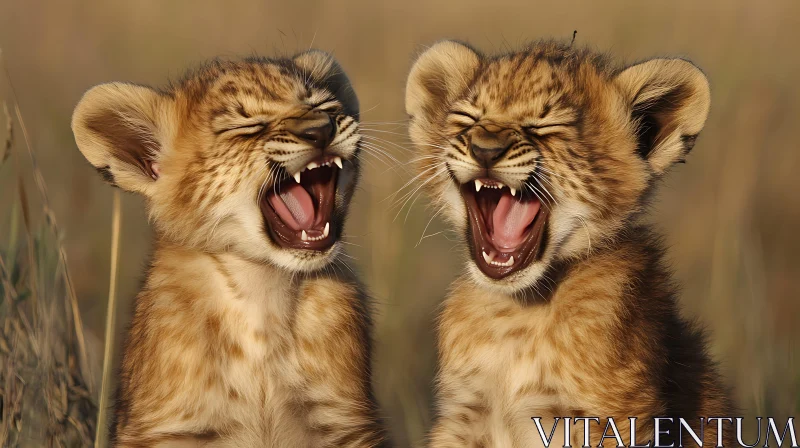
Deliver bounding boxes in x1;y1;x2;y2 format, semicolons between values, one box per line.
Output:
615;58;710;174
293;50;359;118
71;82;172;194
405;40;481;122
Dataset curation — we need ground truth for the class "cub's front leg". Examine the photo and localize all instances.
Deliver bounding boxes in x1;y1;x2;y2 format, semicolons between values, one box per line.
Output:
429;413;487;448
295;276;387;447
428;364;494;448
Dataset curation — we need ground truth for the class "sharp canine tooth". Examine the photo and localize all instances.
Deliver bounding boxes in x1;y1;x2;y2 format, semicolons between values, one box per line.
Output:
482;250;491;263
508;256;515;266
293;172;301;183
510;187;516;196
333;156;343;169
323;222;330;238
301;230;308;241
475;179;483;192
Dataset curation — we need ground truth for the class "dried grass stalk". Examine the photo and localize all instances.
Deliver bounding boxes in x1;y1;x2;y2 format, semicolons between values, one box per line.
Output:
95;190;122;448
1;52;97;446
1;102;11;165
0;182;98;446
13;102;93;394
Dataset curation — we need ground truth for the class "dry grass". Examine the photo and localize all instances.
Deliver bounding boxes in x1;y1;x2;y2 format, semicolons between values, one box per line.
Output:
0;86;97;445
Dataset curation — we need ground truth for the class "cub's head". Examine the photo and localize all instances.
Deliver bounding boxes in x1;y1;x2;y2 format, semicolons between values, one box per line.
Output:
72;51;361;272
405;41;710;293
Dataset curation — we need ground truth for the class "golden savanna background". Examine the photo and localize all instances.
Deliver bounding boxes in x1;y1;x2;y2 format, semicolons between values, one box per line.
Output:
1;1;799;446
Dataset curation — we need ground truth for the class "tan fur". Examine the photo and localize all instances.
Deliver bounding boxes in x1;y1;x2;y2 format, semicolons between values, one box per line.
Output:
406;41;732;447
72;52;385;447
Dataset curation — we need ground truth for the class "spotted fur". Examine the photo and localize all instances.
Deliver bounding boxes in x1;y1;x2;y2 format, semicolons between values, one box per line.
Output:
405;40;733;447
72;51;386;447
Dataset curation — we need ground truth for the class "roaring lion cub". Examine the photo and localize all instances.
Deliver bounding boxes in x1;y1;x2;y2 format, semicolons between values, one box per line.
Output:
405;40;733;447
72;51;386;447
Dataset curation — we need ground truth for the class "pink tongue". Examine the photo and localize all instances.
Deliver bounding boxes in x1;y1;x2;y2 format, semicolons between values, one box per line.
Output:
491;192;541;250
267;183;315;230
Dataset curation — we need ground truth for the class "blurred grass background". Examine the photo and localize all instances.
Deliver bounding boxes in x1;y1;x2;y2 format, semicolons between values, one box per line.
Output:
1;0;799;446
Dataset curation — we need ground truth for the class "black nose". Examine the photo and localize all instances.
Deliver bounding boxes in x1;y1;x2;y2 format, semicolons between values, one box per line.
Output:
470;143;509;168
287;116;334;150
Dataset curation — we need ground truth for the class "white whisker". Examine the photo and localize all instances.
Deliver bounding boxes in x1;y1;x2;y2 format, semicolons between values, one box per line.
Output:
383;162;447;205
416;206;445;247
359;141;404;164
359;128;414;139
392;167;448;221
360;135;414;156
577;215;593;255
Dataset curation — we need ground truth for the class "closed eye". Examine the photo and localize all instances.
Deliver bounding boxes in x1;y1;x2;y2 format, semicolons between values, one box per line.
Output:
523;122;575;136
216;122;267;136
448;111;479;128
451;111;478;122
312;100;342;114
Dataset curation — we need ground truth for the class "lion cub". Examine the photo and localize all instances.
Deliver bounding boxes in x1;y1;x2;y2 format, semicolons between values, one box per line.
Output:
72;51;386;447
405;41;733;447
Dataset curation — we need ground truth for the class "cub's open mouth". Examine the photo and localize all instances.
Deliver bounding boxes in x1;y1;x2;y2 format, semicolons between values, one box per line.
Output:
462;179;549;279
260;156;342;251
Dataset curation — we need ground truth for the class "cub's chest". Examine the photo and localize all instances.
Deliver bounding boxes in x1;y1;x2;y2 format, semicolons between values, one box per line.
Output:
438;294;585;413
210;281;304;389
440;294;559;368
194;280;309;435
441;283;620;380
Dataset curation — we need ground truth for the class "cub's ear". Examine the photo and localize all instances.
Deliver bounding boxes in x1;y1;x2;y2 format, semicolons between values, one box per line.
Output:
293;50;359;119
71;82;174;195
615;58;711;175
405;40;481;122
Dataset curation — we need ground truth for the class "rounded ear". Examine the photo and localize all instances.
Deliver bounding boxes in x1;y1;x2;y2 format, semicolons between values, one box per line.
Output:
615;58;711;174
71;82;174;195
405;40;481;122
293;50;359;119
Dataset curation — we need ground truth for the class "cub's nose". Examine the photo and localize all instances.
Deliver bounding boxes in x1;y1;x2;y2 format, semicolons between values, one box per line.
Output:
285;114;334;150
470;143;510;167
469;125;513;167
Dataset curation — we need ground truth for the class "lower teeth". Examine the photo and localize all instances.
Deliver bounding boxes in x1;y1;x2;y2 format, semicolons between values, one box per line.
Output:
482;250;515;267
300;222;330;242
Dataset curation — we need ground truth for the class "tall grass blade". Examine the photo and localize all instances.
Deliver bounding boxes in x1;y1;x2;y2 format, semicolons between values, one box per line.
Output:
1;102;10;165
17;179;38;328
95;190;122;448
